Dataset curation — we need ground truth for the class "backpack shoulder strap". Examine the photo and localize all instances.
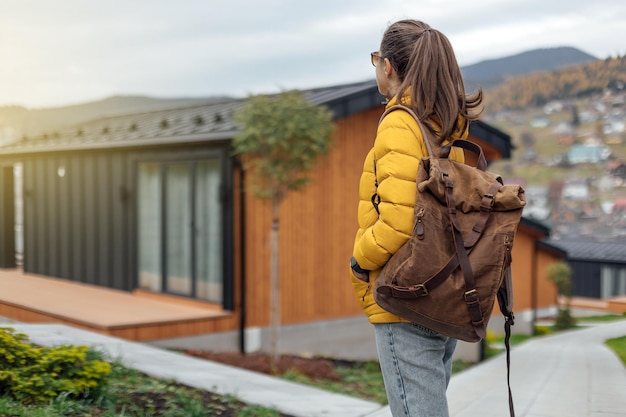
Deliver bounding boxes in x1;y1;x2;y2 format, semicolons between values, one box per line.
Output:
381;105;490;171
379;104;436;157
441;139;488;171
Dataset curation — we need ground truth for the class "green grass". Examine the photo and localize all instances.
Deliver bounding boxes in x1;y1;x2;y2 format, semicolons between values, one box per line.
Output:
281;359;388;404
451;359;475;374
0;361;284;417
577;313;626;322
279;357;479;405
534;314;626;336
484;334;532;359
0;355;483;414
606;336;626;367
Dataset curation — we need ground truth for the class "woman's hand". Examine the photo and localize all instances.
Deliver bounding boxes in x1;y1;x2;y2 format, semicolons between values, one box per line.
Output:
351;257;370;283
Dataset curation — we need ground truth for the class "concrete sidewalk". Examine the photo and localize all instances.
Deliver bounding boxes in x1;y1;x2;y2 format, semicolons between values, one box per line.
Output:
447;319;626;417
6;320;626;417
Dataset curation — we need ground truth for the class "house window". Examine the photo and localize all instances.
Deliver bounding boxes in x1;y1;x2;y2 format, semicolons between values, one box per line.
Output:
600;265;626;299
138;158;223;304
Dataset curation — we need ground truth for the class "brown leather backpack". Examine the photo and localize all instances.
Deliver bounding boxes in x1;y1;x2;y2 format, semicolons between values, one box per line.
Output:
373;105;523;416
373;105;525;343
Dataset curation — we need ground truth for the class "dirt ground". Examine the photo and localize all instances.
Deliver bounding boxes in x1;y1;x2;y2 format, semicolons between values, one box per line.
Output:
183;350;343;381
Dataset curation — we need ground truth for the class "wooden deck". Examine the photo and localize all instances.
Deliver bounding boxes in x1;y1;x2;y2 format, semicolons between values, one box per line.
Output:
0;269;233;341
606;296;626;314
563;296;626;314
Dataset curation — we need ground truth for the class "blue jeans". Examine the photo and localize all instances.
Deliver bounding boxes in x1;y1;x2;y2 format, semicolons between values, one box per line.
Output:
374;322;457;417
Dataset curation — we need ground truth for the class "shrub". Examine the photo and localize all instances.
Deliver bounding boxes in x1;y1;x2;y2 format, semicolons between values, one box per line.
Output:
0;327;111;403
534;325;553;336
553;308;577;330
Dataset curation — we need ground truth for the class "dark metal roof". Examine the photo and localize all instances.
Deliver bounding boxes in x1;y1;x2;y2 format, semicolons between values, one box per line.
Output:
0;81;383;155
0;99;245;154
545;238;626;264
304;79;384;119
469;119;513;158
0;79;511;158
518;217;566;257
308;80;513;157
536;240;568;258
520;216;551;237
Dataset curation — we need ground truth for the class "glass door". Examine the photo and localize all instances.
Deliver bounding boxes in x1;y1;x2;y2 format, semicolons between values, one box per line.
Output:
138;163;162;292
195;160;223;301
165;163;192;296
137;158;224;304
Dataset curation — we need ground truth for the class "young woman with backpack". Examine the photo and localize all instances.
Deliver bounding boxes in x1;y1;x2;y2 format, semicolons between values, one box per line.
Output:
349;19;483;417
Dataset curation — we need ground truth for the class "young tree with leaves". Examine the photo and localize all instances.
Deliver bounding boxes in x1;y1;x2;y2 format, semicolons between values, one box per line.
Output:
232;90;334;364
546;261;576;330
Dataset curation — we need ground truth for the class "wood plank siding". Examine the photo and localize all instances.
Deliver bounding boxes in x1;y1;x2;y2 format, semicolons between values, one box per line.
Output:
240;107;382;327
509;223;560;315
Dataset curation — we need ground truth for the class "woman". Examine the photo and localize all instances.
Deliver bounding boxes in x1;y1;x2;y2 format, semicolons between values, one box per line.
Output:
349;19;483;417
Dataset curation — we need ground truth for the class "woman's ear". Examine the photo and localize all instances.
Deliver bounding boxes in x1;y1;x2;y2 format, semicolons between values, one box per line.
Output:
383;58;395;79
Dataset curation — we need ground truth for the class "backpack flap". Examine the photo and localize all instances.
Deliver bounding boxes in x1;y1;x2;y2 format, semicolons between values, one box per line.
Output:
418;156;525;216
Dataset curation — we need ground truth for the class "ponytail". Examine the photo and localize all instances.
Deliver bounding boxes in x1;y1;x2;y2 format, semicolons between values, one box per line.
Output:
380;20;482;142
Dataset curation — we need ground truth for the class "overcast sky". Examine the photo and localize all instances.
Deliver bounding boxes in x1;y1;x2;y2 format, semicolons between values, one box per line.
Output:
1;0;625;108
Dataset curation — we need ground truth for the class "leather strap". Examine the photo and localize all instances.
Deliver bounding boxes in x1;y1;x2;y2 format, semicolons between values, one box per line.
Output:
440;139;488;170
440;159;486;339
380;253;460;298
498;263;516;417
504;314;516;417
464;182;501;248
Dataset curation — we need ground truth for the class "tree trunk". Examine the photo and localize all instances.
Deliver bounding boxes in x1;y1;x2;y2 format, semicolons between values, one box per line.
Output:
269;197;280;368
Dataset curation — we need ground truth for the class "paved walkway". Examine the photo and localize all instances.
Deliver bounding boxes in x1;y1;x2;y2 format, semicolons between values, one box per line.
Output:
447;320;626;417
6;320;626;417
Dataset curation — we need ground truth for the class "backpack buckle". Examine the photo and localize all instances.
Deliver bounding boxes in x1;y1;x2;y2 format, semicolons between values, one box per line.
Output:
441;172;451;185
464;289;479;303
412;284;429;296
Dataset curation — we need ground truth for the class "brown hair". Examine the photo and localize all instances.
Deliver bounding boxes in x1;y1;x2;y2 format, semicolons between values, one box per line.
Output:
380;19;483;141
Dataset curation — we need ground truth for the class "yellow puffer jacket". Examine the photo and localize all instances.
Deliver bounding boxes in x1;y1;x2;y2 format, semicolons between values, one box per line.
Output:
351;95;467;323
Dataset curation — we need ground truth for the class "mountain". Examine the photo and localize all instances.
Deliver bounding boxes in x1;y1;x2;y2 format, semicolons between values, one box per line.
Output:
482;54;626;112
0;46;600;141
0;95;230;139
462;47;598;91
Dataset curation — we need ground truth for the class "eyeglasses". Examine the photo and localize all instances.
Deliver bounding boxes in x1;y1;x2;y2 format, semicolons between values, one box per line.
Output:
370;51;382;67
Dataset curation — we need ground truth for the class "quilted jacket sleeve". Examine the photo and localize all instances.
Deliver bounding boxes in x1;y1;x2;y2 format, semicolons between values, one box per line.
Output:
352;110;428;271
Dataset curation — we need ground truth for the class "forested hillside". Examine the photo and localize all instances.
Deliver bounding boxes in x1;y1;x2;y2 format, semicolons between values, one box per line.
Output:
463;46;597;90
484;56;626;113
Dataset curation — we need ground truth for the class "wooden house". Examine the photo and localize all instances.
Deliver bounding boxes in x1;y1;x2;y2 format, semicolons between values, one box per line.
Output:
0;80;564;354
544;237;626;313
